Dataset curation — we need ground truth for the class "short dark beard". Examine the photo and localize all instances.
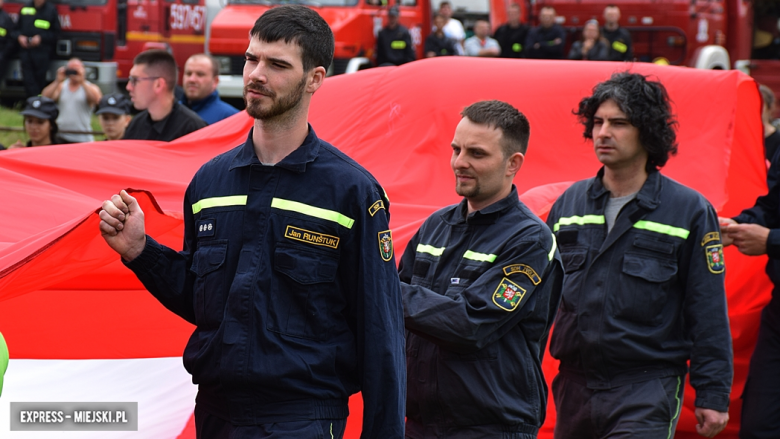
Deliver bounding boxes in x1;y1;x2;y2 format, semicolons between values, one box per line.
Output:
244;75;307;121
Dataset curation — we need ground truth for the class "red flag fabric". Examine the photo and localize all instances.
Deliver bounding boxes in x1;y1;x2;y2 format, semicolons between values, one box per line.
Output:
0;57;769;439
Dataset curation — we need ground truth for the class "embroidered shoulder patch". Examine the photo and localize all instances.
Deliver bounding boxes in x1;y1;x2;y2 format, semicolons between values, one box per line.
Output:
284;225;339;249
368;200;385;217
378;230;393;261
705;244;725;274
502;264;541;285
492;278;526;312
701;231;720;247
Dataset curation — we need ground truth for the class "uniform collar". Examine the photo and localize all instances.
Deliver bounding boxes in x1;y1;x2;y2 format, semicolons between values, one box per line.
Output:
588;166;661;210
446;185;520;225
229;124;320;173
184;90;219;111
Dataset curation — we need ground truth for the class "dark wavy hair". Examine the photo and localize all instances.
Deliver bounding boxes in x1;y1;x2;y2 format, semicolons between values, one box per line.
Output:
575;72;678;172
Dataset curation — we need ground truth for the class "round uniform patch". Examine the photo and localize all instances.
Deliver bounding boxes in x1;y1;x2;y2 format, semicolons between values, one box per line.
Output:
108;97;116;105
32;99;41;108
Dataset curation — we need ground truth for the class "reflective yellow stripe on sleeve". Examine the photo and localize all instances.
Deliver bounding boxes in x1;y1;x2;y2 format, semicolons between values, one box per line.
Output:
33;19;51;29
192;195;247;214
271;198;355;229
20;7;36;14
633;220;689;239
416;244;445;256
553;215;605;232
463;250;497;263
612;41;628;53
0;28;7;37
390;40;407;49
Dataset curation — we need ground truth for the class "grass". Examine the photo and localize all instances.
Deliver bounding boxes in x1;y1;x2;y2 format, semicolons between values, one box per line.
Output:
0;103;104;148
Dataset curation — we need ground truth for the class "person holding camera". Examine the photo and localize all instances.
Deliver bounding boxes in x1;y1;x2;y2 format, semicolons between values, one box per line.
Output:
42;57;102;143
11;0;60;98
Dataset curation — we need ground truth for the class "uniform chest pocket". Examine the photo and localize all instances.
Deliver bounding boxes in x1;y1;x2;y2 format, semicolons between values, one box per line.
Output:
615;252;678;325
267;244;340;341
190;240;229;328
560;247;587;273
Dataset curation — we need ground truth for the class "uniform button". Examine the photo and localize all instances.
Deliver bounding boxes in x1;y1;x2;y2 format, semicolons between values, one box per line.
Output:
595;280;603;287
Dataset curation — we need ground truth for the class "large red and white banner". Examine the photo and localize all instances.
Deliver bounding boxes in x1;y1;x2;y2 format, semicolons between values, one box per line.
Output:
0;57;769;438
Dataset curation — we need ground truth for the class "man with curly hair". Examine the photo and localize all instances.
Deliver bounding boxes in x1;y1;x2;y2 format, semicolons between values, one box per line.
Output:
547;72;732;438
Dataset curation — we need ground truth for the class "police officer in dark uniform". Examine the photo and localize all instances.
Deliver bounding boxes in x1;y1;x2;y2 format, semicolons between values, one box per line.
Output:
13;0;60;97
548;72;731;438
401;100;563;438
98;6;405;438
0;0;16;82
376;6;415;66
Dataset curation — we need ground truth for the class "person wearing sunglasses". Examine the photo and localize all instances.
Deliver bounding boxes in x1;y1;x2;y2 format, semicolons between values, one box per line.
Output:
122;49;206;141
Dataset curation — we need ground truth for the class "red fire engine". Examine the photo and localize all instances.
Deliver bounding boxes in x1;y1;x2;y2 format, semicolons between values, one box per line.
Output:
1;0;207;97
207;0;510;100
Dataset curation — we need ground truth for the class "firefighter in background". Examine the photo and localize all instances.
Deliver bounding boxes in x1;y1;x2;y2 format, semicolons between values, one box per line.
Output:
375;6;415;66
12;0;60;98
0;0;15;81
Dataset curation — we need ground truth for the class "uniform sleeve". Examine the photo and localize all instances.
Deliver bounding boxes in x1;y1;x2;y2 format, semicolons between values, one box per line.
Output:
682;203;733;412
350;189;405;439
39;4;59;45
124;187;198;324
402;228;557;354
621;28;633;60
567;41;583;60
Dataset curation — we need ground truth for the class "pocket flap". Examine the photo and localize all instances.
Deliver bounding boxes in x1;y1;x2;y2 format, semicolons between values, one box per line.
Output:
622;252;677;282
274;245;338;284
561;248;587;273
190;241;228;277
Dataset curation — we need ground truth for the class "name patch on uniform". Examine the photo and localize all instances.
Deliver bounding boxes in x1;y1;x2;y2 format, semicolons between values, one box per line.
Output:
378;230;393;261
284;225;339;249
701;231;720;247
492;278;526;312
197;219;216;238
503;264;541;285
706;244;725;274
368;200;385;217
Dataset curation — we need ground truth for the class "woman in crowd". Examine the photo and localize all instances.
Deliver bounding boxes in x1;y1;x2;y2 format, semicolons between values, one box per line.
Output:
568;19;609;61
3;96;67;149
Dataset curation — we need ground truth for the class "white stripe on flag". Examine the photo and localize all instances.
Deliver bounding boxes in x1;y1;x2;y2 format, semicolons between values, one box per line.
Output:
0;357;196;438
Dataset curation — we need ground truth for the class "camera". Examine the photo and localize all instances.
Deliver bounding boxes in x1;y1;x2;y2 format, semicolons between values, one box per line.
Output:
65;68;78;76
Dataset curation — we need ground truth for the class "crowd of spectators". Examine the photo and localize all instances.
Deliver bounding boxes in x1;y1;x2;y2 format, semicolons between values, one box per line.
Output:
378;2;636;66
1;51;242;150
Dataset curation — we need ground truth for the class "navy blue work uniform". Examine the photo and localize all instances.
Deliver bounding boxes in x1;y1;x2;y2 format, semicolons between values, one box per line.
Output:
124;126;406;438
0;7;15;80
733;150;780;439
12;0;60;97
400;186;563;438
547;169;732;439
523;24;565;59
601;27;633;62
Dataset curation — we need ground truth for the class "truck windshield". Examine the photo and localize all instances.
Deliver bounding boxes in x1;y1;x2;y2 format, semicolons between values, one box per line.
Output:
6;0;108;5
227;0;358;6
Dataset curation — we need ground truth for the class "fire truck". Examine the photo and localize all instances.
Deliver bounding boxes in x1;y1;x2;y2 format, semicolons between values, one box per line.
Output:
1;0;207;98
208;0;509;100
529;0;780;93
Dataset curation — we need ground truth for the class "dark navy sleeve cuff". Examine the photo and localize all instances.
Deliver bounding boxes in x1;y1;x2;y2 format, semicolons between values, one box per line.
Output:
694;390;730;413
123;235;164;273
